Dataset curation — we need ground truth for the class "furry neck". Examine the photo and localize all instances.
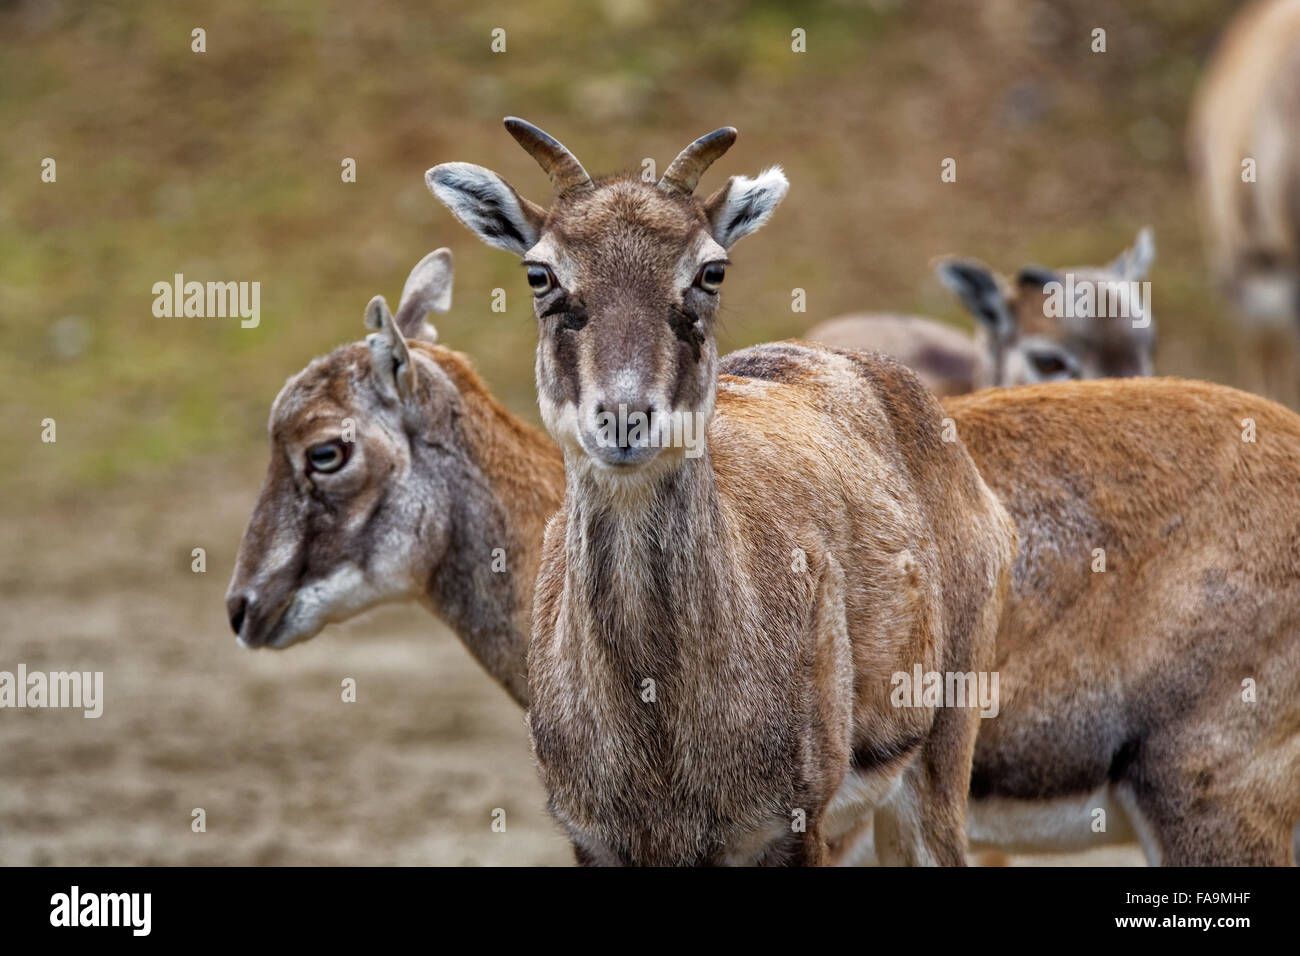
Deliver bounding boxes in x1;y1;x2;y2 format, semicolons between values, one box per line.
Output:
563;448;731;662
419;345;564;706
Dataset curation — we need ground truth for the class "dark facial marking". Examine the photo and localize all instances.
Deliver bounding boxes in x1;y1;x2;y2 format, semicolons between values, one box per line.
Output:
540;293;587;407
668;306;703;363
541;293;589;331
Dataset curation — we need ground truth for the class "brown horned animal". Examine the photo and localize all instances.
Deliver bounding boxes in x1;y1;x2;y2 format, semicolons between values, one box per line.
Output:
804;229;1157;397
225;249;563;706
428;119;1017;866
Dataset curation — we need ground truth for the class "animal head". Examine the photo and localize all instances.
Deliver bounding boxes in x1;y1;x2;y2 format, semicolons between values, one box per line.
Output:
426;118;787;476
225;250;459;649
938;228;1157;387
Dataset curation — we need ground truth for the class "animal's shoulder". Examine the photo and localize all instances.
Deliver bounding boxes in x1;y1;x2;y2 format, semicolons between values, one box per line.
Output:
714;343;983;525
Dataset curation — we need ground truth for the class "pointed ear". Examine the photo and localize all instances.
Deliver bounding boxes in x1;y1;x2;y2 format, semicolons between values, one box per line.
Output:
1015;265;1062;291
426;163;547;256
1110;227;1156;280
364;295;414;400
937;258;1016;339
394;248;453;343
703;166;789;249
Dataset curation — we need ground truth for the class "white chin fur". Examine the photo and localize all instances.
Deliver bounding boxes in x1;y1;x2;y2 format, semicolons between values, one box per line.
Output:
262;564;401;650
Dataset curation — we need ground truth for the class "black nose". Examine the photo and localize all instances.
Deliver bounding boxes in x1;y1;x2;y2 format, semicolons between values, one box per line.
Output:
227;595;248;636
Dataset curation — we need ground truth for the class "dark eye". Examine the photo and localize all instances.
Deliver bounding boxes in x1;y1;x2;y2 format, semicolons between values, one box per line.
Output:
1028;350;1073;379
306;439;350;474
695;263;726;294
526;264;556;296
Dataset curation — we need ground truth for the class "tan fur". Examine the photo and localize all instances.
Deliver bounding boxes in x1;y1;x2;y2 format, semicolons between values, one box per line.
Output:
945;378;1300;865
529;345;1014;865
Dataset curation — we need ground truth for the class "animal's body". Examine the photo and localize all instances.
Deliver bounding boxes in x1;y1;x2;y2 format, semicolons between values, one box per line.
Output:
946;378;1300;864
429;121;1014;865
528;342;1015;865
805;230;1157;396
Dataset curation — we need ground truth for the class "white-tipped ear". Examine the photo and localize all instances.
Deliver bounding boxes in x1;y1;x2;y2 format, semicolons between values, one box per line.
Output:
364;295;414;400
703;166;789;249
1109;227;1156;280
1129;227;1156;280
394;248;453;343
426;163;546;257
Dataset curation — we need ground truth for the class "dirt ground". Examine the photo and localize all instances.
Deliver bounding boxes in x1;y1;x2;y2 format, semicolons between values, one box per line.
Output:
0;456;1145;866
0;461;567;866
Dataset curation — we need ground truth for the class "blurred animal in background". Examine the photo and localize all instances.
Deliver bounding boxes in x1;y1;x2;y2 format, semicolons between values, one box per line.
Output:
1189;0;1300;407
804;229;1157;396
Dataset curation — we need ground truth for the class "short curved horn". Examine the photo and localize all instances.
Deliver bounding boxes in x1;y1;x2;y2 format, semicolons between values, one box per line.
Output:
503;117;593;196
658;127;738;195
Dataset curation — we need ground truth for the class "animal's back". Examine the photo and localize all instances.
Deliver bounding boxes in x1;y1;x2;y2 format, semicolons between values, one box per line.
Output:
802;314;984;396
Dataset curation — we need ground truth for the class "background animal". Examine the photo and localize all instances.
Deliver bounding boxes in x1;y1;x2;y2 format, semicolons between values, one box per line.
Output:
803;229;1157;396
1189;0;1300;406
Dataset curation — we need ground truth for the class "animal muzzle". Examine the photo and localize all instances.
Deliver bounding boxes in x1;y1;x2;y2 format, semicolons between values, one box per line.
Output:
581;395;666;469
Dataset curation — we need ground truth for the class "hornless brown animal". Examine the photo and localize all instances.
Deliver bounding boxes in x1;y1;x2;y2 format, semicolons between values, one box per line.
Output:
224;250;563;706
804;229;1157;397
944;379;1300;865
428;120;1017;866
1189;0;1300;406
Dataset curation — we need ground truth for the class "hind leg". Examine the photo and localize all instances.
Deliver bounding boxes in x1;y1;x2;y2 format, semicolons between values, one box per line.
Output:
1122;749;1298;866
874;704;978;866
1141;800;1293;866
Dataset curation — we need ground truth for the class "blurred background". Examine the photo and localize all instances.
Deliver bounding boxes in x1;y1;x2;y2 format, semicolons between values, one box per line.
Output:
0;0;1280;864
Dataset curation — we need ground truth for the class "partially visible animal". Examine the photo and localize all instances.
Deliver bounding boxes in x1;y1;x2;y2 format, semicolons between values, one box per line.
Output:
803;229;1157;395
803;313;984;398
1189;0;1300;405
225;249;564;706
952;378;1300;866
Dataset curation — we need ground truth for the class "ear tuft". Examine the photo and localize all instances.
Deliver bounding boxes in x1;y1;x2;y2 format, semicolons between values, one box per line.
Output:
394;248;453;342
704;166;789;249
1109;227;1156;280
364;294;414;401
426;163;544;257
